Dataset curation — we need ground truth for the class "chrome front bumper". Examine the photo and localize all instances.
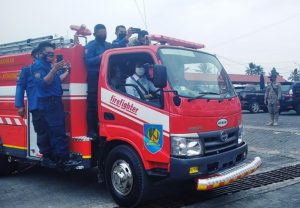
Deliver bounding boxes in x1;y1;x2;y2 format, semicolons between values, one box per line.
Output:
197;157;262;190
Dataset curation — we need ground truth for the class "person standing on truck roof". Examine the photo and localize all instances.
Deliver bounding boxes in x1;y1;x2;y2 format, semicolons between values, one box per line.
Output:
15;48;51;165
84;24;112;138
31;41;79;167
128;30;150;46
112;25;133;48
264;72;282;126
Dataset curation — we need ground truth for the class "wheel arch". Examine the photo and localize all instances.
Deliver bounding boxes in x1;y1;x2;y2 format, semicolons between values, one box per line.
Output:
102;137;149;170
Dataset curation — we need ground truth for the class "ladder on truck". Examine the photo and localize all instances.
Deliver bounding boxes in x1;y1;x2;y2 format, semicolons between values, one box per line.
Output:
0;36;74;56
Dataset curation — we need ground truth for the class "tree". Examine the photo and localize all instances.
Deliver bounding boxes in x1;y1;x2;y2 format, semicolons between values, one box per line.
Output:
199;63;212;73
245;62;265;75
269;67;279;77
259;73;265;89
288;68;300;81
255;65;265;75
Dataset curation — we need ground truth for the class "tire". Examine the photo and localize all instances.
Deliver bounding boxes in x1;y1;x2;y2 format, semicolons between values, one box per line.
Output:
0;155;13;176
249;102;260;113
105;145;149;207
263;107;268;113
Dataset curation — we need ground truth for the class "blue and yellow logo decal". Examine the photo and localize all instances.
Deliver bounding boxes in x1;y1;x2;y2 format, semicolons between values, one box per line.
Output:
144;124;163;154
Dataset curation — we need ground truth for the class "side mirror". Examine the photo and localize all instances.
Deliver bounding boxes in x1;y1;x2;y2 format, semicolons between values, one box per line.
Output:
153;64;167;88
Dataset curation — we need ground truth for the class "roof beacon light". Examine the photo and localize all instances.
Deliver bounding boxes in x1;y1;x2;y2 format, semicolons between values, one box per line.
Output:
148;34;205;49
70;24;92;45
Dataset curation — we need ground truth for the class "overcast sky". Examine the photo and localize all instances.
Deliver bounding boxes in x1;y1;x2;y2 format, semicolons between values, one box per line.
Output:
1;0;300;79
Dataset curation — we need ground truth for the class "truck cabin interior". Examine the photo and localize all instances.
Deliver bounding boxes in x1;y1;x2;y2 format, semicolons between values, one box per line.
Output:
107;52;162;107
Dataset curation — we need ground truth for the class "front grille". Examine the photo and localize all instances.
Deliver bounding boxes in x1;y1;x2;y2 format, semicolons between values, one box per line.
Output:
198;127;239;156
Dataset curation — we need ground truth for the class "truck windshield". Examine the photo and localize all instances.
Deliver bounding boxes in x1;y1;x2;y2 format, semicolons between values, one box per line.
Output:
158;48;235;99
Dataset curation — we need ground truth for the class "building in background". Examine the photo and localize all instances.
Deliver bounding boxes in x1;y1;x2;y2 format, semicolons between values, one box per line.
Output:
229;74;286;85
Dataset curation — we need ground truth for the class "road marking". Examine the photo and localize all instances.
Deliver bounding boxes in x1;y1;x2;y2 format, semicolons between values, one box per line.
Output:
249;147;300;158
249;146;281;155
245;125;300;134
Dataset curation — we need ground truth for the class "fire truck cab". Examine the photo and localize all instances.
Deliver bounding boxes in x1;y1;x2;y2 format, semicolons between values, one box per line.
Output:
0;32;261;207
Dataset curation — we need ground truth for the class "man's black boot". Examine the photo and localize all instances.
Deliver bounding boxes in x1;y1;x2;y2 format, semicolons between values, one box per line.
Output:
41;157;57;169
63;159;81;167
59;156;81;168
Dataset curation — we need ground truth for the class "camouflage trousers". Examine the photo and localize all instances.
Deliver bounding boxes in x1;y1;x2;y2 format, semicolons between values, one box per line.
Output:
268;100;280;114
267;100;280;122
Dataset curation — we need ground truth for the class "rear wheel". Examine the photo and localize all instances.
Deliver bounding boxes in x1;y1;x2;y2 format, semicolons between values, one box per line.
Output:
105;145;149;207
249;102;260;113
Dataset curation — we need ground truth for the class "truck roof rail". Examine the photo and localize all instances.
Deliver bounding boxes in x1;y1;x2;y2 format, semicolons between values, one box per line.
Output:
0;36;74;56
148;34;205;49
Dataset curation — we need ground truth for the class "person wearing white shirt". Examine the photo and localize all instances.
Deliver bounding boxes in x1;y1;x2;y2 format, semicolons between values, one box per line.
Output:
125;62;158;99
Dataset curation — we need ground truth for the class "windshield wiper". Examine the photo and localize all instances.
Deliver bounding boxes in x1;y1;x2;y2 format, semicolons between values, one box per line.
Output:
187;92;220;102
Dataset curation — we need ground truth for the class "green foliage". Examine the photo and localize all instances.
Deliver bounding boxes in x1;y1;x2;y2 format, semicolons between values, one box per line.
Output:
245;62;265;75
269;67;279;78
288;68;300;81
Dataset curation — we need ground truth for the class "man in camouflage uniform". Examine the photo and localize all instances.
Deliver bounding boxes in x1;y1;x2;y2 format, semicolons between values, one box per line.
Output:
264;74;282;126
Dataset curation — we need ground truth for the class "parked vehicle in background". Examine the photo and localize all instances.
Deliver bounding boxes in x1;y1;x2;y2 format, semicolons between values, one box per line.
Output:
280;82;294;113
238;85;267;113
292;82;300;114
234;86;245;95
277;82;300;114
238;82;300;115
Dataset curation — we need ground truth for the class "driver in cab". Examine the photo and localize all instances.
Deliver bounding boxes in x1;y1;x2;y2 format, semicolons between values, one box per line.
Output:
125;62;158;100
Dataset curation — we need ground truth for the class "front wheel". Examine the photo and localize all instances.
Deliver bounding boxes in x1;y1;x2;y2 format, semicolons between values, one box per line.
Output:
249;102;260;113
105;145;149;207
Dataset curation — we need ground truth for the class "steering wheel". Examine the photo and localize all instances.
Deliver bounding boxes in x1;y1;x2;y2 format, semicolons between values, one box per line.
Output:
149;89;161;99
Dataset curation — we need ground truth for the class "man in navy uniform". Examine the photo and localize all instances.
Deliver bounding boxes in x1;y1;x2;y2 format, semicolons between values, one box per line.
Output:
15;48;39;117
84;24;112;138
112;25;132;48
32;41;78;167
15;48;53;166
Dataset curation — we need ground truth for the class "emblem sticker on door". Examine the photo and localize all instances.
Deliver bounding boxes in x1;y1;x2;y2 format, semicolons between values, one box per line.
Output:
144;124;163;154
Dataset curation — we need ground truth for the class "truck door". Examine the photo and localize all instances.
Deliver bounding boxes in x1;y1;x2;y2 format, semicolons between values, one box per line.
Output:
27;109;41;158
99;51;170;165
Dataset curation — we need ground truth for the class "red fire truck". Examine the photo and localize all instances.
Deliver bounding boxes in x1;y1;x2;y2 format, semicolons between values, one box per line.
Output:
0;29;262;207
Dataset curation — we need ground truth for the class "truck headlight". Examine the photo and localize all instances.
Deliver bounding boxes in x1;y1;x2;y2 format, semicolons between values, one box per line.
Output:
238;124;244;144
171;137;203;157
